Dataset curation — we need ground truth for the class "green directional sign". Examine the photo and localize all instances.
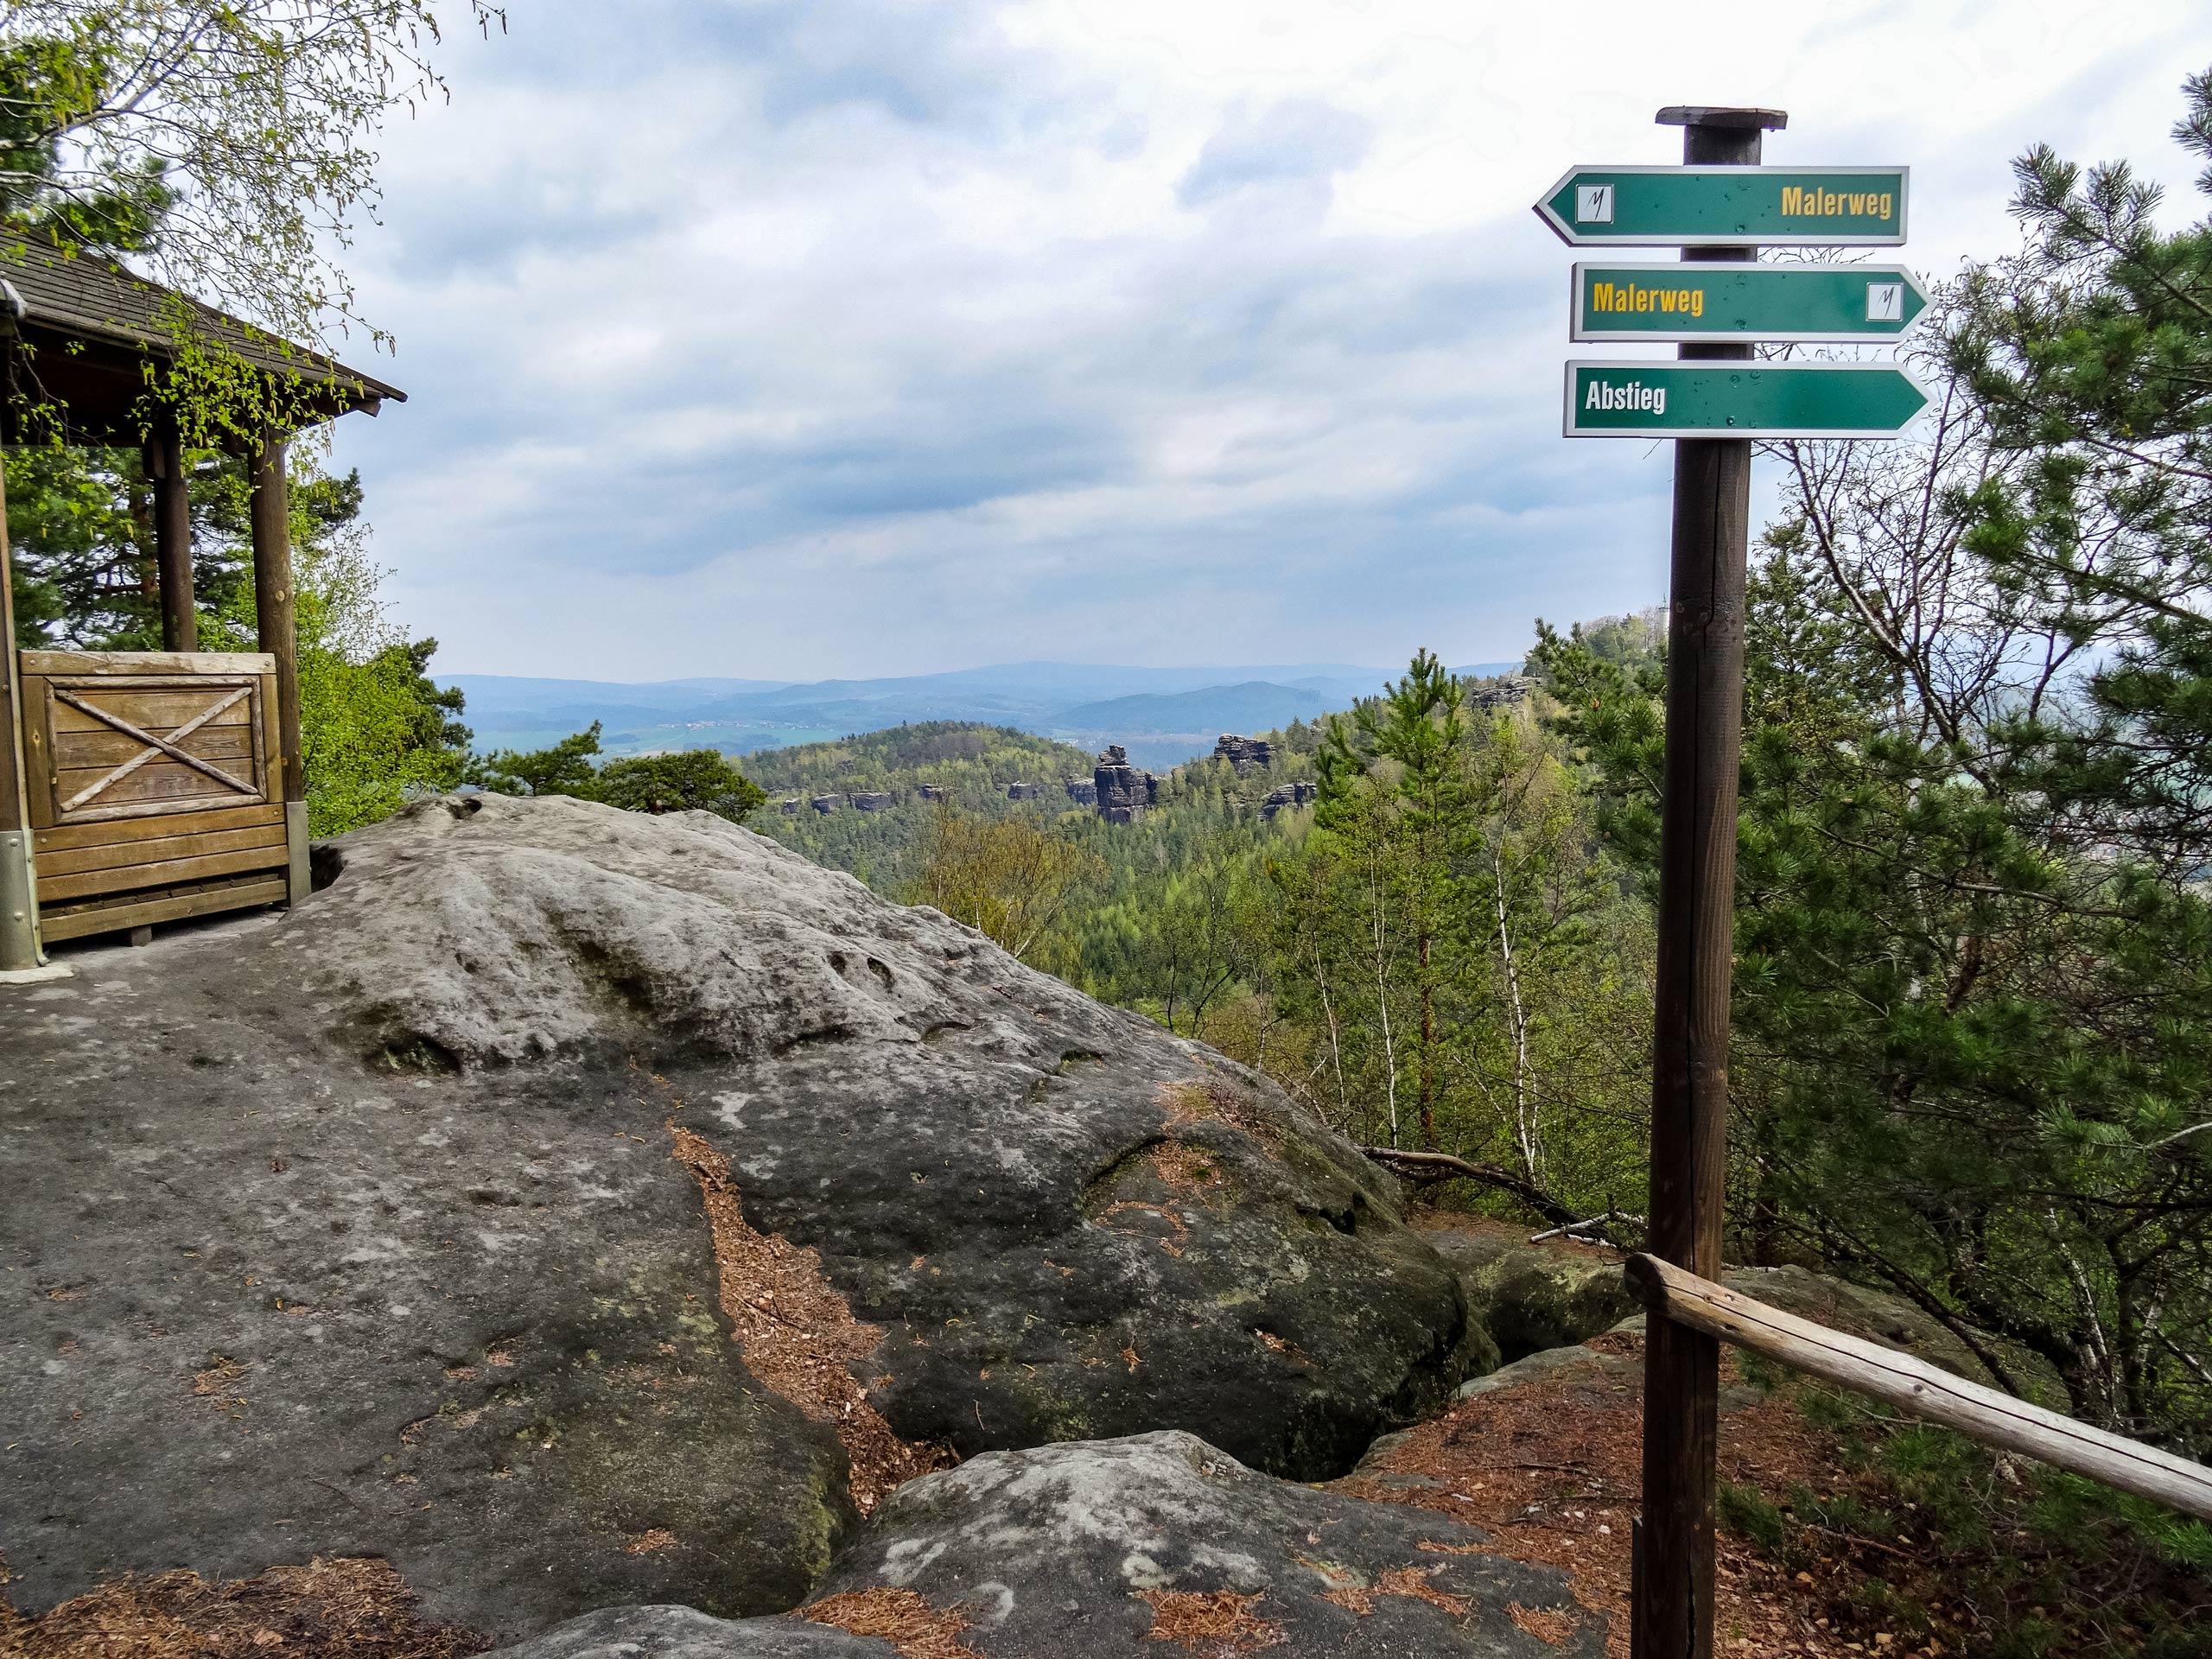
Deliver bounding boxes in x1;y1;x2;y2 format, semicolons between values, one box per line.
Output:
1564;360;1930;439
1572;261;1929;343
1536;166;1908;246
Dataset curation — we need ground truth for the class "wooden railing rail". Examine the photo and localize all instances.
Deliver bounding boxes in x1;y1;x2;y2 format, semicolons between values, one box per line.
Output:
1623;1253;2212;1524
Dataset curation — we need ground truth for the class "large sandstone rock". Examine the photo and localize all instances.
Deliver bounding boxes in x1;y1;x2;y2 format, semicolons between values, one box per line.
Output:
491;1432;1604;1659
493;1607;891;1659
1;918;849;1639
1;793;1477;1640
1420;1229;1634;1363
1091;747;1156;824
1421;1224;2065;1403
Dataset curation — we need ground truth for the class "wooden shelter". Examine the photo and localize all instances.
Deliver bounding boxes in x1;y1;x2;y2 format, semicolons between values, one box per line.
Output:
0;239;404;967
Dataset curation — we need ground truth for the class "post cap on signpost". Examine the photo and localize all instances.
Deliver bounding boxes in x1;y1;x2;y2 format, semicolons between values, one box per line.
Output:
1656;106;1787;130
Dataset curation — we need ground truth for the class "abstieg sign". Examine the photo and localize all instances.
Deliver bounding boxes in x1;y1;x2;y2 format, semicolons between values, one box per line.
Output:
1582;375;1669;415
1561;361;1931;439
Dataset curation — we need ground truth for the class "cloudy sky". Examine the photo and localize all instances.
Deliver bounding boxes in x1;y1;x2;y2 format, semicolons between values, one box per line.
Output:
329;0;2208;682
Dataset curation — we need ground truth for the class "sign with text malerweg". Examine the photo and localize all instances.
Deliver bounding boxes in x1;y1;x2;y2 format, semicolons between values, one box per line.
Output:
1563;360;1929;439
1536;165;1908;245
1571;261;1929;343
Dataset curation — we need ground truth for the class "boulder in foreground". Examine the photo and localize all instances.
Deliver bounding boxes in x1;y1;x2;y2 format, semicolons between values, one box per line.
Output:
492;1431;1604;1659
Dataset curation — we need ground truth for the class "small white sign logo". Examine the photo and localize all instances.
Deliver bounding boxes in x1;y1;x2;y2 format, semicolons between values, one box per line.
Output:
1866;282;1904;322
1576;184;1615;225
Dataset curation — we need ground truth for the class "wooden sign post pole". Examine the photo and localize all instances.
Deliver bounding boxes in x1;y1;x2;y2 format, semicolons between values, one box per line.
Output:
1631;104;1783;1659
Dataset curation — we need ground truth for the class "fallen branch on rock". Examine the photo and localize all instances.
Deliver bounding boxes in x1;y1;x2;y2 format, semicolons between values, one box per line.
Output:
1357;1145;1615;1236
1529;1211;1643;1248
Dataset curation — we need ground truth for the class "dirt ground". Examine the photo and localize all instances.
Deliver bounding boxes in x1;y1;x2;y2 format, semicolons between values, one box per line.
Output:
1337;1325;1986;1659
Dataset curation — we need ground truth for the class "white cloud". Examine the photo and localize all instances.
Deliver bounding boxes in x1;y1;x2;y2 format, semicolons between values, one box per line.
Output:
327;0;2209;680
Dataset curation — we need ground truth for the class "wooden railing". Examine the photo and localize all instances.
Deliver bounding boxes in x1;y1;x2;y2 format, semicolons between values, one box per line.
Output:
1624;1254;2212;1523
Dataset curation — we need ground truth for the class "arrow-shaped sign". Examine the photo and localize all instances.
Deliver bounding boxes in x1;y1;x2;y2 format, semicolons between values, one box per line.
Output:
1572;261;1929;343
1537;166;1909;246
1564;360;1930;439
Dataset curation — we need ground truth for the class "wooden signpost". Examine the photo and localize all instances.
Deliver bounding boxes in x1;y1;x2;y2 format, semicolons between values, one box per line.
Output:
1537;109;1924;1659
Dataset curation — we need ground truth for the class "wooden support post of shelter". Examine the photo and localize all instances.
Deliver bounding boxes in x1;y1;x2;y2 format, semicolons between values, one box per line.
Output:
1631;104;1784;1659
146;426;196;652
246;428;311;899
0;238;403;965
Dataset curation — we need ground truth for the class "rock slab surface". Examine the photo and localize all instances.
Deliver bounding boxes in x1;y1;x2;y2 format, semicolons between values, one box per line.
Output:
2;793;1477;1640
492;1432;1605;1659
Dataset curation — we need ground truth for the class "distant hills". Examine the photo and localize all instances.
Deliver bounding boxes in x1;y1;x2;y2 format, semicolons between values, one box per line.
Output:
441;658;1526;772
1053;680;1336;735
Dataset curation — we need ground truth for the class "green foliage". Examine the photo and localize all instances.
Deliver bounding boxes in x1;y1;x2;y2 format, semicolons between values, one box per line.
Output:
468;722;767;826
744;722;1100;894
1529;69;2212;1449
0;30;172;257
1716;1480;1787;1554
296;635;467;835
470;721;606;799
4;2;501;381
190;459;467;836
1244;655;1651;1222
1767;1391;2212;1656
596;749;766;820
902;802;1105;966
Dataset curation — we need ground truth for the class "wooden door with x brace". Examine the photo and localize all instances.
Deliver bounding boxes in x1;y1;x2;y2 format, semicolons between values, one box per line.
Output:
17;651;302;943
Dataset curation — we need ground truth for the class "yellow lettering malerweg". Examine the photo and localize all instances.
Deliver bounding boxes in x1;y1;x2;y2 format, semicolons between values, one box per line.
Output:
1781;185;1895;223
1590;280;1706;320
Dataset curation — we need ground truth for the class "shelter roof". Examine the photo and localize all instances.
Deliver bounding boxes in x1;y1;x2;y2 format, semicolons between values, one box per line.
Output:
1;238;405;444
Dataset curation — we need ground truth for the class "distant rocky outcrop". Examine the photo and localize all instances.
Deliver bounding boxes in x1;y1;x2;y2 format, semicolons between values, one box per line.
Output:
780;797;803;815
1212;734;1274;772
847;791;895;812
1471;676;1534;713
2;794;1483;1642
809;794;842;814
1005;781;1047;801
1064;777;1096;804
1260;779;1317;819
914;784;948;803
1093;746;1158;823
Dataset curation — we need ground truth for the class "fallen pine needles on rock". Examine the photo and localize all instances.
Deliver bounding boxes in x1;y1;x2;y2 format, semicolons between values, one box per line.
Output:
801;1588;982;1659
0;1557;486;1659
1135;1590;1286;1656
668;1122;954;1512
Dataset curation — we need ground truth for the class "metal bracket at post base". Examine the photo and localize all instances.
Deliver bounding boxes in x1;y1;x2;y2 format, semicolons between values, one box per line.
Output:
0;829;70;983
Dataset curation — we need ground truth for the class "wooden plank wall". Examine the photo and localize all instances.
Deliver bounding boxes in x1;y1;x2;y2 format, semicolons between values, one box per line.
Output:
18;651;293;942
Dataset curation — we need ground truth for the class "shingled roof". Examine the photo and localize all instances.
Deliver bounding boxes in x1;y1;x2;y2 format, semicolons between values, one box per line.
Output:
1;238;404;441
